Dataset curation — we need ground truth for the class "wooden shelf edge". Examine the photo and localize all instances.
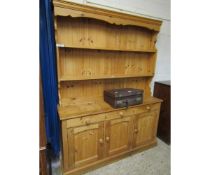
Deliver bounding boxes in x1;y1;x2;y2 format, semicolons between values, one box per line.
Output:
58;96;163;120
53;0;162;31
59;74;153;82
56;44;157;53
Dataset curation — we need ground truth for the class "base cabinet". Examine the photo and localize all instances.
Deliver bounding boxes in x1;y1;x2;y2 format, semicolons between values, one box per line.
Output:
105;116;133;157
62;103;161;174
67;122;104;169
133;112;158;148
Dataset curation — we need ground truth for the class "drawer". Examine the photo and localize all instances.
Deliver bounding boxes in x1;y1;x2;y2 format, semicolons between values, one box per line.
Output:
67;103;161;128
67;113;106;128
133;103;160;114
106;103;160;120
66;110;132;128
105;109;135;120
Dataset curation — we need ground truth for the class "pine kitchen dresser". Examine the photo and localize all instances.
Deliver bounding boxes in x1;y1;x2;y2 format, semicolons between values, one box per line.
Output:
53;0;163;174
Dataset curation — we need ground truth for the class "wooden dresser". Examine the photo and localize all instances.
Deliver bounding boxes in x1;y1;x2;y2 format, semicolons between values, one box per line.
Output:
153;81;171;144
53;0;162;174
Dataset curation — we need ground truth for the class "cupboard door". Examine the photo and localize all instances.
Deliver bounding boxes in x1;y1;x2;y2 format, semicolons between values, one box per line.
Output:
105;116;133;156
133;111;158;148
67;122;104;169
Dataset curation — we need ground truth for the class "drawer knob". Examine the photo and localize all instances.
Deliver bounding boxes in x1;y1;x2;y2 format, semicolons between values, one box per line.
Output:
119;112;124;117
146;106;151;110
99;138;104;144
134;129;139;133
106;136;110;142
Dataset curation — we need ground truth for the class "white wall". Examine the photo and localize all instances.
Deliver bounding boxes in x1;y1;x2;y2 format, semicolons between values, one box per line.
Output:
65;0;171;93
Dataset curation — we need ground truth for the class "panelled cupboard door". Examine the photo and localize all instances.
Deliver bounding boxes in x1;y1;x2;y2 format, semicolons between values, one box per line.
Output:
67;122;104;169
133;111;158;148
105;116;132;156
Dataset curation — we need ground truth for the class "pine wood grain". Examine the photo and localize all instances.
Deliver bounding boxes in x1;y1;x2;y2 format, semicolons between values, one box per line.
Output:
63;140;157;175
58;97;162;120
53;0;162;31
59;78;151;106
133;111;158;148
58;48;154;81
65;122;104;171
56;17;157;52
53;1;163;174
62;105;160;174
105;116;132;156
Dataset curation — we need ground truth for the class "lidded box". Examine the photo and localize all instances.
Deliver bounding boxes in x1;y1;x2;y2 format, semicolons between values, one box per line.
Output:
104;88;144;108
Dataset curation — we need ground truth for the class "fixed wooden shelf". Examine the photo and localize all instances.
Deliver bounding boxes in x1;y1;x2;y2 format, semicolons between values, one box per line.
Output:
59;74;153;81
56;45;157;53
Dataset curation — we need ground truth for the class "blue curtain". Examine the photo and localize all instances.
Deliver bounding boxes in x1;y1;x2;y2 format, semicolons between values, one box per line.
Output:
40;0;60;156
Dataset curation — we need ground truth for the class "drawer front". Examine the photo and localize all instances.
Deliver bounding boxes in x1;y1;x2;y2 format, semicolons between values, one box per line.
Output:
67;113;106;128
67;103;161;128
133;103;160;114
106;103;160;119
105;108;135;120
67;111;133;128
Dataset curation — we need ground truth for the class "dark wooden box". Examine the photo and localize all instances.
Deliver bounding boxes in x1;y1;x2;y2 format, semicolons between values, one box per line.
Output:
104;88;144;108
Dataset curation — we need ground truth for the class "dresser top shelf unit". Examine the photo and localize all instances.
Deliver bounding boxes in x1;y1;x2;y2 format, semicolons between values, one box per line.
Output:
53;0;162;120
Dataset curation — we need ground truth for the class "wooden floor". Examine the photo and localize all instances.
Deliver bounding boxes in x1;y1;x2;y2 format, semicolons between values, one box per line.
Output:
51;139;170;175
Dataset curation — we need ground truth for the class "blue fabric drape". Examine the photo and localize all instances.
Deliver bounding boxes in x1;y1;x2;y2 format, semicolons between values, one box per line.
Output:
40;0;60;156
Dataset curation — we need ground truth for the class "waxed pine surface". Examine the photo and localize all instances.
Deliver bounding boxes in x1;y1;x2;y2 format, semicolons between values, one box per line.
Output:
51;139;170;175
84;139;170;175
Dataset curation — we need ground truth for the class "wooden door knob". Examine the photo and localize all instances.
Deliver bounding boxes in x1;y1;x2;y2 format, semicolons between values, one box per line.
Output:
134;129;138;133
119;112;124;117
146;106;151;110
99;138;104;144
106;136;110;142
